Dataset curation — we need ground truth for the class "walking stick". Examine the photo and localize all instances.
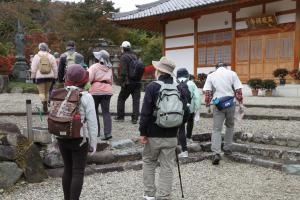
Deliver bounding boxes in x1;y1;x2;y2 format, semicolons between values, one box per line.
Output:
175;148;184;198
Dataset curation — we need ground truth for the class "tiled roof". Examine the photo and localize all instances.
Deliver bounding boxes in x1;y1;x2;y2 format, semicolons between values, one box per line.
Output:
112;0;229;21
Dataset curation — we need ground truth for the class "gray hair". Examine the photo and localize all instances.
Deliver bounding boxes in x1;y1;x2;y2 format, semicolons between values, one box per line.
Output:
38;43;49;51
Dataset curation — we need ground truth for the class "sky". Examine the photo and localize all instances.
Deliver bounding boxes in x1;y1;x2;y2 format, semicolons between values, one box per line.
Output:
62;0;157;12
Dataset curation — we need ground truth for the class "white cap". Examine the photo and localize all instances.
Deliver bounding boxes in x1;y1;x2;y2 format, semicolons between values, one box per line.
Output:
121;41;131;48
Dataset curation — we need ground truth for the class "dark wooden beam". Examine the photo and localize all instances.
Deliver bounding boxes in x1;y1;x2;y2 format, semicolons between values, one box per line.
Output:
161;21;166;56
231;11;236;71
194;17;199;77
295;0;300;69
262;3;266;14
165;45;194;51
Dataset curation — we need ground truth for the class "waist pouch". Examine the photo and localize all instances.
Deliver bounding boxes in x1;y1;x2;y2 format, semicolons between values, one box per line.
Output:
215;96;235;111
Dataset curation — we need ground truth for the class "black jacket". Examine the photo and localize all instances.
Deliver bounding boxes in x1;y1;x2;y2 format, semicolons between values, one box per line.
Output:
58;54;67;83
139;74;189;138
120;51;139;85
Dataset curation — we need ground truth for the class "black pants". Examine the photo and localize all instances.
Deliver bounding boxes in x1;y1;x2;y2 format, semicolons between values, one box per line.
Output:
57;138;89;200
117;83;141;120
178;113;195;152
92;95;112;137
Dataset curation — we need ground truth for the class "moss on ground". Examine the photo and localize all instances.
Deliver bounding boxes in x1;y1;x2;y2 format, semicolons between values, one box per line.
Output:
7;81;38;94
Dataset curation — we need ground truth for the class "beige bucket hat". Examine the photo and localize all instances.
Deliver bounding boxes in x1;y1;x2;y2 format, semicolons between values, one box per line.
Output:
152;57;176;76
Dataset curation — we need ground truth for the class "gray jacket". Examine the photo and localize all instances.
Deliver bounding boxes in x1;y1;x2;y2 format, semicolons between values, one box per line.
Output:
79;91;98;150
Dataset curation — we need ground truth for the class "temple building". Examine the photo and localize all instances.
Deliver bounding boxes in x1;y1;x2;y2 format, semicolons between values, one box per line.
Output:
111;0;300;83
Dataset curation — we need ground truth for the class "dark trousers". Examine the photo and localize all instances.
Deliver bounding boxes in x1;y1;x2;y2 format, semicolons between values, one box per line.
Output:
117;83;141;120
92;95;112;137
178;113;195;152
57;138;89;200
186;113;195;139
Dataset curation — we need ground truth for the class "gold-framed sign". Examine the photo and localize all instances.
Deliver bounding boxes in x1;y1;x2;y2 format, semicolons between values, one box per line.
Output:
246;15;277;29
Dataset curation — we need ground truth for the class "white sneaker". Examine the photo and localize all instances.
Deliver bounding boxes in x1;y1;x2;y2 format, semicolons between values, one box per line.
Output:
178;151;188;158
143;195;156;200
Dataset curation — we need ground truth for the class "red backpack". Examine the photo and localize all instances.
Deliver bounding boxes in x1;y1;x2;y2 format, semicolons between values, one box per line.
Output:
48;87;83;138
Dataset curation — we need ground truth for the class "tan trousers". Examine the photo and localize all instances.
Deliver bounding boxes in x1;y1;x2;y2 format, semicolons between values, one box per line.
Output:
143;137;177;199
36;82;52;102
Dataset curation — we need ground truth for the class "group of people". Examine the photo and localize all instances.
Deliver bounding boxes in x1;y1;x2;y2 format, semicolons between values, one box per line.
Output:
30;39;243;200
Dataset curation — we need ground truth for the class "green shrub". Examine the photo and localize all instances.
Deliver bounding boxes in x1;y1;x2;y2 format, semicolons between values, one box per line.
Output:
262;79;277;90
247;78;263;89
141;37;162;66
7;81;38;93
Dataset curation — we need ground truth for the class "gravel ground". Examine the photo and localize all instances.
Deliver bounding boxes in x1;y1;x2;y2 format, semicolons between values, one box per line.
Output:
1;85;300;113
1;86;300;199
198;107;300;117
1;160;300;200
0;115;299;141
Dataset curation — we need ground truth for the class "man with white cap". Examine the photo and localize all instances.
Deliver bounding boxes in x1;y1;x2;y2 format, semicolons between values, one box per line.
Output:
139;57;188;200
115;41;141;124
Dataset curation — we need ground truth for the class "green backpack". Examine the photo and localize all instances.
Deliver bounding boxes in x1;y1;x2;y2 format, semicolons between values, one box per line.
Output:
154;80;184;128
66;52;76;67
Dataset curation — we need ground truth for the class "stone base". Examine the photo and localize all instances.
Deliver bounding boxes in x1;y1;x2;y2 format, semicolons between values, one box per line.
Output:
12;61;28;81
0;75;9;93
22;127;52;144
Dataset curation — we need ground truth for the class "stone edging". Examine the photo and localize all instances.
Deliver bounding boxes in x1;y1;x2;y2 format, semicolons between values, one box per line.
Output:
1;112;300;121
47;152;213;178
192;132;300;148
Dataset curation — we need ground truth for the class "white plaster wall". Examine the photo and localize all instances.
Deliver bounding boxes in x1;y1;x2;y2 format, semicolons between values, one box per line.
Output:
165;36;194;48
197;67;216;74
266;0;296;14
277;13;296;24
237;5;262;18
236;21;248;30
197;66;232;75
198;12;232;32
165;48;194;74
165;18;194;37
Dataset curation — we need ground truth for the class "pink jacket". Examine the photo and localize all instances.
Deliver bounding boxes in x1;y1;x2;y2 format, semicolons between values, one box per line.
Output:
31;51;58;79
88;63;113;95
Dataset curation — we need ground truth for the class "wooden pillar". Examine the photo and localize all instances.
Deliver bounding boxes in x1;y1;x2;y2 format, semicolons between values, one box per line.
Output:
231;11;236;71
262;3;266;14
161;21;166;56
193;17;199;77
295;0;300;69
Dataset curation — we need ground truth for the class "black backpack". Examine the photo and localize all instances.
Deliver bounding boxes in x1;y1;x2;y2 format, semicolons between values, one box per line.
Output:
178;79;191;104
126;55;144;81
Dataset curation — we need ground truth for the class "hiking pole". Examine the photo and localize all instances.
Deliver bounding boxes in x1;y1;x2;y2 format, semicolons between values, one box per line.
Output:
175;148;184;198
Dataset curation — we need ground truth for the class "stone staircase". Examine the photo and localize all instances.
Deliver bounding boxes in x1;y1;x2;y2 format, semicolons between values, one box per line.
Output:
191;132;300;175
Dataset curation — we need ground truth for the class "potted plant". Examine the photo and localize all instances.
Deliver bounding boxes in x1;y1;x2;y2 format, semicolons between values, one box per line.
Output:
273;68;288;85
262;79;277;96
289;69;300;81
195;73;207;88
247;78;263;96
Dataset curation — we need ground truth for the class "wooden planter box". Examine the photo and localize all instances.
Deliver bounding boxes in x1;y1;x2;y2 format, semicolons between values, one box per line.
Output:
265;90;273;97
251;89;259;96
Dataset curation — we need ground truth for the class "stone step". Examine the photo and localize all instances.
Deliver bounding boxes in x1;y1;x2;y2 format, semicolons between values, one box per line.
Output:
226;153;283;171
197;141;300;164
47;152;213;178
1;112;300;121
231;143;300;164
235;132;300;148
192;132;300;148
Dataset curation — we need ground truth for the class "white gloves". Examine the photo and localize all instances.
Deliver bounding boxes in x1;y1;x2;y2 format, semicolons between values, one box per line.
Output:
194;109;201;122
